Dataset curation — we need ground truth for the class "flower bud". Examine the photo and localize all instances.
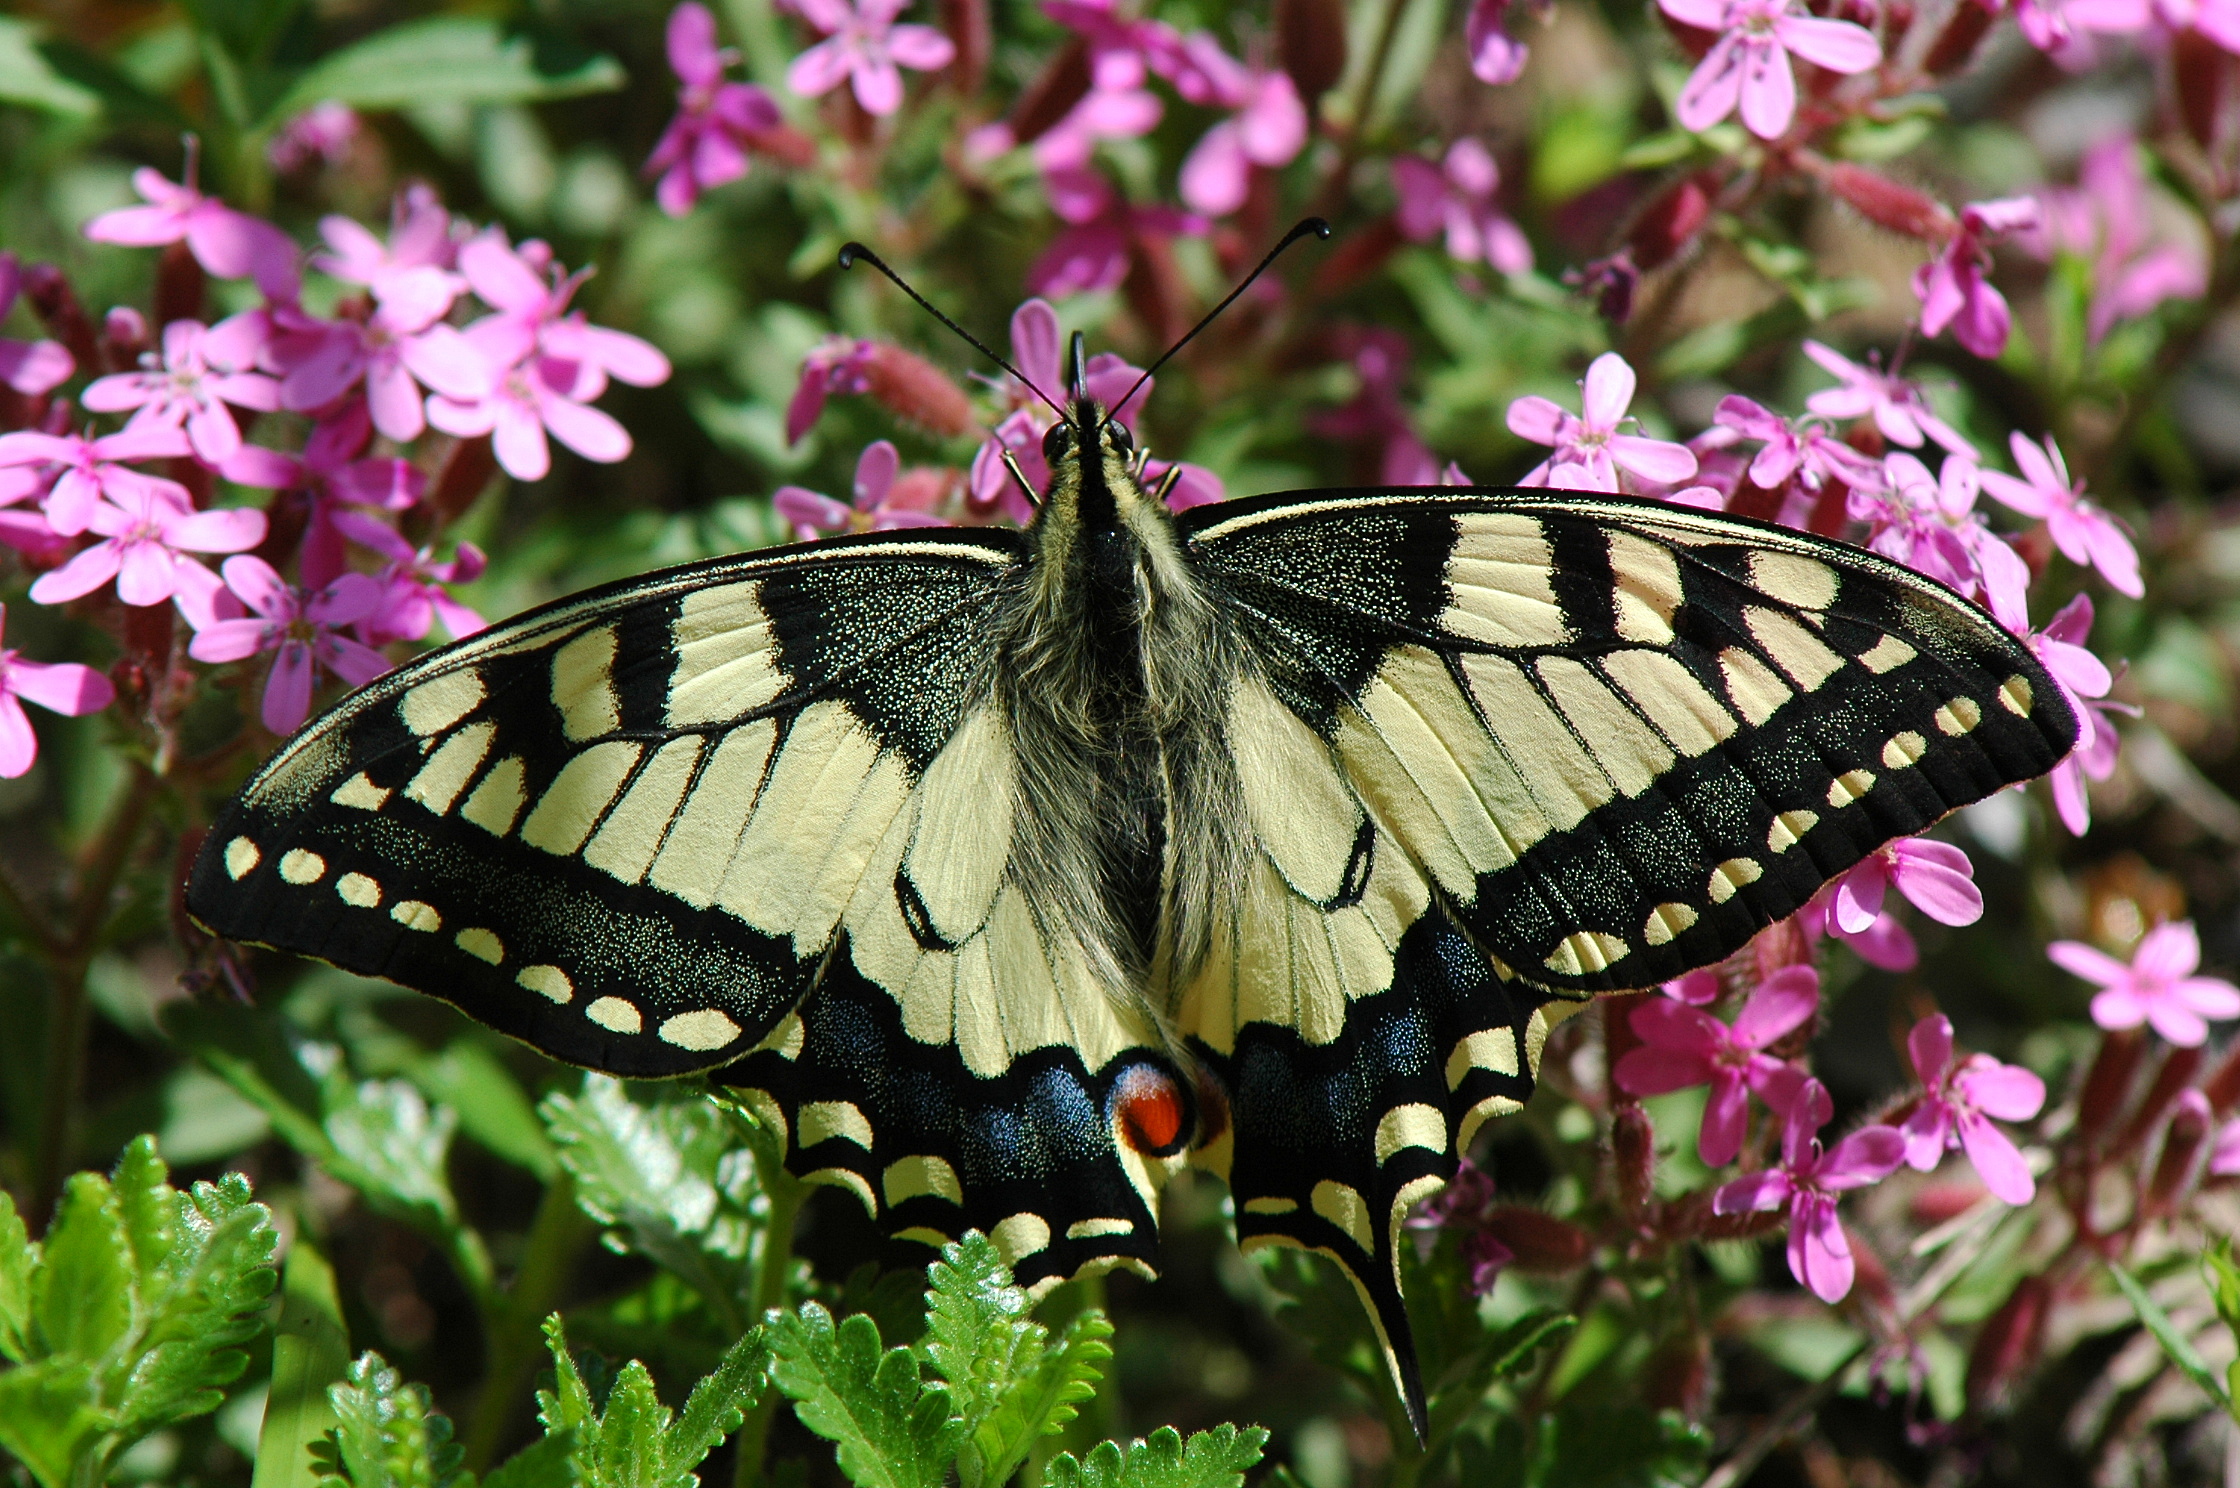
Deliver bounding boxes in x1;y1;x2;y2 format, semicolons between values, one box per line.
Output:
1967;1275;2049;1410
2076;1027;2145;1146
1277;0;1349;107
1570;252;1639;323
1628;172;1717;273
1613;1103;1656;1218
21;262;101;374
1480;1206;1590;1271
101;306;149;370
1009;39;1092;147
1642;1330;1714;1420
154;241;205;329
940;0;991;97
1815;162;1955;242
2203;1039;2240;1115
864;344;976;438
2146;1089;2212;1213
2117;1044;2204;1154
427;435;499;526
1921;0;1997;76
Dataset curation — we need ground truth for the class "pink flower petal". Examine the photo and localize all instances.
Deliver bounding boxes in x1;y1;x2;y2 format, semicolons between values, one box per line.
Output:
2176;977;2240;1019
1630;996;1730;1056
1733;967;1819;1049
537;391;632;464
1505;395;1570;445
1908;1014;1955;1087
2088;985;2148;1031
28;541;123;605
1775;14;1882;71
1579;353;1636;431
186;617;271;665
1676;33;1747;132
492;397;552;481
4;658;113;716
0;693;34;777
1736;35;1795;140
1612;1045;1718;1096
1902;1102;1952;1171
886;23;956;70
262;641;316;734
1819;1125;1906;1188
115;540;178;607
1957;1061;2046;1121
1608;435;1699;485
1956;1111;2035;1203
1699;1070;1750;1166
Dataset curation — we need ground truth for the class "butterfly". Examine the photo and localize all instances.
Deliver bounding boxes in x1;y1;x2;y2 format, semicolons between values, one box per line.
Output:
188;334;2077;1435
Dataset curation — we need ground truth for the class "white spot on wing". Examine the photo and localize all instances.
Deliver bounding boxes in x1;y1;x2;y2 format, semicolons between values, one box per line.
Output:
224;837;260;879
585;996;642;1033
335;872;381;908
516;964;573;1003
279;849;326;884
658;1008;740;1050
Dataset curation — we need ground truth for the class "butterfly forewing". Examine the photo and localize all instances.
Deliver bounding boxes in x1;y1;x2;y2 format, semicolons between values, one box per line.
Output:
1184;490;2078;994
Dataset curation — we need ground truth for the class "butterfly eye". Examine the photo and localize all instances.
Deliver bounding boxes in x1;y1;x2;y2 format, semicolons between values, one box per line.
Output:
1041;423;1073;463
1106;421;1134;456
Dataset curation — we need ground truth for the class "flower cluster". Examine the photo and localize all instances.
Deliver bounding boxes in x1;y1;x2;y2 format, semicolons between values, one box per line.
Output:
0;164;666;760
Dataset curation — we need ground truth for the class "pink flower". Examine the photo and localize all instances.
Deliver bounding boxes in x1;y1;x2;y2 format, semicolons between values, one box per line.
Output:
786;337;877;444
267;102;361;174
1832;837;1982;938
1506;352;1697;492
1800;882;1921;971
1172;38;1308;217
329;510;487;647
28;482;265;619
189;556;390;733
81;316;280;465
1392;140;1533;275
1900;1014;2046;1204
1852;451;2025;615
426;362;632;483
2025;137;2208;344
276;287;489;444
1800;341;1974;457
2047;688;2132;837
774;440;952;540
1708;396;1880;494
0;603;115;779
1662;968;1723;1005
1981;433;2142;599
2013;0;2147;52
1028;168;1207;298
83;164;298;300
965;299;1135;518
0;425;193;537
1985;587;2124;838
1022;49;1165;172
1614;966;1818;1166
1712;1078;1907;1303
648;3;785;215
2211;1118;2240;1179
0;254;73;396
1659;0;1881;140
1466;0;1534;83
2049;920;2240;1047
784;0;955;115
218;402;423;587
453;231;672;402
312;187;462;303
1914;198;2038;359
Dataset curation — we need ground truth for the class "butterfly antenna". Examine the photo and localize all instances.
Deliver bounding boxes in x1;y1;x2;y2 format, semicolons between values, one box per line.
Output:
837;243;1066;420
1104;216;1331;429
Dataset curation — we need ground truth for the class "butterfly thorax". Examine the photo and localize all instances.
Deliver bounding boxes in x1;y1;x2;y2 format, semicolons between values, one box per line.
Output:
997;400;1252;1027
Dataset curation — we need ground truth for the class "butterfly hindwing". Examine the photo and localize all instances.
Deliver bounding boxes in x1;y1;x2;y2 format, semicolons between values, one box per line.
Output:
1184;489;2078;994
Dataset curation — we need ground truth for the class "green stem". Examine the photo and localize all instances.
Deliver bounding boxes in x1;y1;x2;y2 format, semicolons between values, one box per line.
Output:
462;1173;595;1474
731;1144;803;1488
30;763;162;1223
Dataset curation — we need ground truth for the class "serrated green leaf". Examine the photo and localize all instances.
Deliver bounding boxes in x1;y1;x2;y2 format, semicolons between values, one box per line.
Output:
327;1352;467;1488
272;17;623;121
923;1233;1037;1426
537;1314;763;1488
0;1358;105;1488
111;1136;178;1283
767;1304;961;1488
254;1239;351;1488
665;1328;768;1469
1042;1424;1268;1488
968;1310;1112;1488
32;1171;135;1365
115;1179;279;1436
326;1080;462;1228
0;1189;34;1363
483;1429;583;1488
541;1078;758;1330
2108;1259;2231;1410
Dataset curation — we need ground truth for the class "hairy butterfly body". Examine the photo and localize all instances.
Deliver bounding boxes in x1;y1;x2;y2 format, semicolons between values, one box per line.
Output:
190;391;2077;1433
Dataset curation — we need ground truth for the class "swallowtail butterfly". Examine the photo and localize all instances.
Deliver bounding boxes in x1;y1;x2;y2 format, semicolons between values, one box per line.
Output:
189;285;2076;1434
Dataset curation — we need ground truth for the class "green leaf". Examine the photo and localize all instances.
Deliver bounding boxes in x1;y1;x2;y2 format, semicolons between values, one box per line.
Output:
0;18;100;116
32;1171;135;1365
326;1080;462;1228
2108;1259;2232;1411
536;1314;764;1488
482;1430;583;1488
326;1352;468;1488
972;1310;1113;1488
413;1041;557;1181
665;1327;770;1469
273;17;623;122
541;1078;759;1331
1042;1424;1269;1488
0;1359;105;1488
165;999;338;1165
114;1171;280;1437
254;1239;351;1488
766;1303;962;1488
0;1188;34;1363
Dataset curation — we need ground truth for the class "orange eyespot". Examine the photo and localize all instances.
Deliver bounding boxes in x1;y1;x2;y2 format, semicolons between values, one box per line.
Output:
1111;1062;1188;1156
